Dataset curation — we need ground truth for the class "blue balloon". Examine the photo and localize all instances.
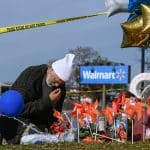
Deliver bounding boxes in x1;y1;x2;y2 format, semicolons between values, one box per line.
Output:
0;90;24;117
127;13;139;21
128;0;150;14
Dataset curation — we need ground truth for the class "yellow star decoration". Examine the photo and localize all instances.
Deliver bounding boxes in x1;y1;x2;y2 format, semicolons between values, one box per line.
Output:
142;4;150;33
121;4;150;48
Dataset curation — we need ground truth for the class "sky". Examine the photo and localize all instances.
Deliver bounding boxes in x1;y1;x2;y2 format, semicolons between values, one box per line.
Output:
0;0;148;83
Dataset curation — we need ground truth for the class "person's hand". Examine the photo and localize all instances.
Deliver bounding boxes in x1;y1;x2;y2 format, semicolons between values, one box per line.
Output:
49;88;62;103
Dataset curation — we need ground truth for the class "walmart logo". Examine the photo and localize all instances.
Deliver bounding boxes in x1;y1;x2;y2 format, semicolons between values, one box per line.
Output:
115;69;126;81
80;66;129;84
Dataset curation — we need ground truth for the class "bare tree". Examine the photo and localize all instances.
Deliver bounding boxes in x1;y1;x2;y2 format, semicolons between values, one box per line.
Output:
68;46;114;90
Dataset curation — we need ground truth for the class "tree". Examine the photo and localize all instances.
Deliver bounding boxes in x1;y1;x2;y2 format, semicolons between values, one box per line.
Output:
67;46;126;102
69;46;115;88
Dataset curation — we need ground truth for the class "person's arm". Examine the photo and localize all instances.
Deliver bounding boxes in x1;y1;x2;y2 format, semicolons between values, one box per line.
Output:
12;83;66;117
50;85;66;125
12;86;55;117
55;85;66;112
11;65;55;117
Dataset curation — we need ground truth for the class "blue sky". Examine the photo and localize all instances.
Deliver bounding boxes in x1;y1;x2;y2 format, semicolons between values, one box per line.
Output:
0;0;145;83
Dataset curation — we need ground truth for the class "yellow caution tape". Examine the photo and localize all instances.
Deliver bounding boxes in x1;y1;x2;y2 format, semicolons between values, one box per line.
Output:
0;11;107;34
66;88;125;95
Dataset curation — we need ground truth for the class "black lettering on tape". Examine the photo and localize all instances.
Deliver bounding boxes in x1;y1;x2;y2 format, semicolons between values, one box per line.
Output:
7;27;16;32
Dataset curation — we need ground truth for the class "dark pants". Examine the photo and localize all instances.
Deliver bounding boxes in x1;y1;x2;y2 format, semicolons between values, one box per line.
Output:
0;116;25;144
0;116;42;144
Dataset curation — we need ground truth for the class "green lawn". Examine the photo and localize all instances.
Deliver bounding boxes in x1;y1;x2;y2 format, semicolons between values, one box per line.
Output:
0;141;150;150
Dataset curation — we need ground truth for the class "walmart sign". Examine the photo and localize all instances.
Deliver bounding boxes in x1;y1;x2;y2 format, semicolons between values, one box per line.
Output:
80;66;130;84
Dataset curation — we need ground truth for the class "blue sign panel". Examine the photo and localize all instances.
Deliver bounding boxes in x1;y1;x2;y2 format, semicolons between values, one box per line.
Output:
80;66;130;84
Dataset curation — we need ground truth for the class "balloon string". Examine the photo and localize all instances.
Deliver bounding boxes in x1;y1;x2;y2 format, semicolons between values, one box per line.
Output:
0;114;43;134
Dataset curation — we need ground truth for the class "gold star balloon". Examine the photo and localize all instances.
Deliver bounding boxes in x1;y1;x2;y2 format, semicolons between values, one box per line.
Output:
142;4;150;34
121;16;150;48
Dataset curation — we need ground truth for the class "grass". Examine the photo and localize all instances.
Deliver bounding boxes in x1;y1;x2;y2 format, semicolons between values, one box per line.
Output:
0;141;150;150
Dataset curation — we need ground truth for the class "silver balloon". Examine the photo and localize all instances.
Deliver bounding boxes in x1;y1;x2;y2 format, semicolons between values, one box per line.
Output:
105;0;130;17
129;73;150;99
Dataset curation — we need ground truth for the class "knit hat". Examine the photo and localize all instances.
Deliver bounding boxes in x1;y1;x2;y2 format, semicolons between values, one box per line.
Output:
52;53;75;82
